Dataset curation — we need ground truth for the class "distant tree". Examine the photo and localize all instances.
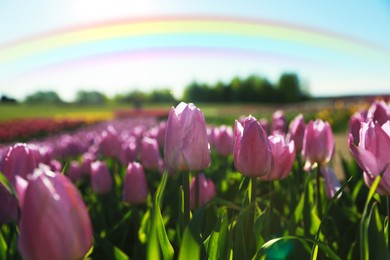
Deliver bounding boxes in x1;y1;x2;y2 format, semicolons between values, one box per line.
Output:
276;73;308;103
149;89;176;103
0;95;18;104
25;91;63;104
75;90;107;105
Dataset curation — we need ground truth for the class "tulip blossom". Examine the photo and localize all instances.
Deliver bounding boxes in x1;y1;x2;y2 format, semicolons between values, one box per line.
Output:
348;110;368;145
15;175;28;208
259;118;270;136
120;137;138;166
234;116;273;177
0;143;38;223
2;143;38;179
123;162;149;204
90;161;113;194
164;102;210;171
272;110;287;135
349;120;390;195
288;114;306;152
67;161;85;182
260;135;295;181
190;174;216;209
141;137;163;171
98;126;122;159
213;125;234;157
302;120;335;170
367;100;389;126
320;166;341;199
18;166;93;260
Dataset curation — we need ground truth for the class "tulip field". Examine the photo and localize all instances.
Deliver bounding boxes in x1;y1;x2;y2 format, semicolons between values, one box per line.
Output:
1;100;390;259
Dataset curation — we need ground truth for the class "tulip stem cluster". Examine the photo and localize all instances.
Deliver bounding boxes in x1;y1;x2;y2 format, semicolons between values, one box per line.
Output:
316;168;323;218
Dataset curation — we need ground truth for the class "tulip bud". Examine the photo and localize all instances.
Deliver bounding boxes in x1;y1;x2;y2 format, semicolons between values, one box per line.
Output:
120;138;138;166
164;102;210;171
141;137;163;170
367;100;389;126
98;126;122;159
349;120;390;195
90;161;113;194
67;161;85;182
0;183;18;224
302;120;335;170
123;162;148;204
2;143;38;179
15;175;28;209
18;166;93;260
214;125;234;157
348;109;367;145
272;110;287;135
259;118;270;136
260;135;295;181
190;174;216;209
234;116;273;177
288;114;306;152
320;166;341;199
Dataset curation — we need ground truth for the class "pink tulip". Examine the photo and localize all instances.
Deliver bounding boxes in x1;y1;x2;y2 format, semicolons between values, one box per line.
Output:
0;183;18;224
120;138;138;166
49;159;62;173
90;161;113;194
67;161;85;182
259;118;270;135
18;166;93;260
123;162;149;204
141;137;163;170
98;126;122;159
15;175;28;208
288;114;306;152
348;110;367;145
349;120;390;195
164;102;210;171
320;166;341;199
367;100;389;126
234;116;273;177
272;110;287;135
190;174;216;209
2;143;38;179
214;125;234;157
260;135;295;181
302;120;335;170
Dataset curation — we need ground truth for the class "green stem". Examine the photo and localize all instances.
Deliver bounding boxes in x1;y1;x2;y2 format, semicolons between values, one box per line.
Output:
6;223;16;259
183;171;190;228
316;168;322;218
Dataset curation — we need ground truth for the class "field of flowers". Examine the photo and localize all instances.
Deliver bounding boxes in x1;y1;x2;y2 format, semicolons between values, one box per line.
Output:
0;100;389;259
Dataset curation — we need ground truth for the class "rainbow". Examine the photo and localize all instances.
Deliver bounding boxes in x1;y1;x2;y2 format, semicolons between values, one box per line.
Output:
0;16;389;78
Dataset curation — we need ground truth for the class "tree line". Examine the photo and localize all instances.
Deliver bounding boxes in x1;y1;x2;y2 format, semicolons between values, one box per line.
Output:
0;72;310;105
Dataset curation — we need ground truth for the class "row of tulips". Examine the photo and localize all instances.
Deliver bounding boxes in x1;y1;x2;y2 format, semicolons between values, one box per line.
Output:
0;100;389;259
0;118;86;143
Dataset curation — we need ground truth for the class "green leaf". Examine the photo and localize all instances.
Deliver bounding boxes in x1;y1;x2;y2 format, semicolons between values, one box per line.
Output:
366;203;390;260
0;230;6;260
147;171;174;260
360;175;382;260
93;233;129;260
0;172;17;198
233;205;250;260
254;236;341;260
178;207;205;260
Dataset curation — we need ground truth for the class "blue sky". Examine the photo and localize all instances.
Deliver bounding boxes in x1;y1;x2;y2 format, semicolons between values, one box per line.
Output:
0;0;389;101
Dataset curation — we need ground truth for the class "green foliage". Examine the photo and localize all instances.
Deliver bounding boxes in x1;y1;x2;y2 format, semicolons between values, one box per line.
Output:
75;90;107;105
24;90;63;104
182;73;309;104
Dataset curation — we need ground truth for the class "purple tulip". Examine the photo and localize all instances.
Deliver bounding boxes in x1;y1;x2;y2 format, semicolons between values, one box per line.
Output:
67;161;85;182
367;100;389;126
141;137;163;171
320;166;341;199
18;166;93;260
2;143;38;179
349;120;390;195
348;109;368;145
272;110;287;135
302;120;335;170
259;118;270;136
98;126;122;159
288;114;306;152
190;174;216;209
120;137;138;166
164;102;210;171
49;159;62;173
0;183;18;224
214;125;234;157
234;116;273;177
123;162;149;204
260;135;295;181
90;161;113;194
15;175;28;208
